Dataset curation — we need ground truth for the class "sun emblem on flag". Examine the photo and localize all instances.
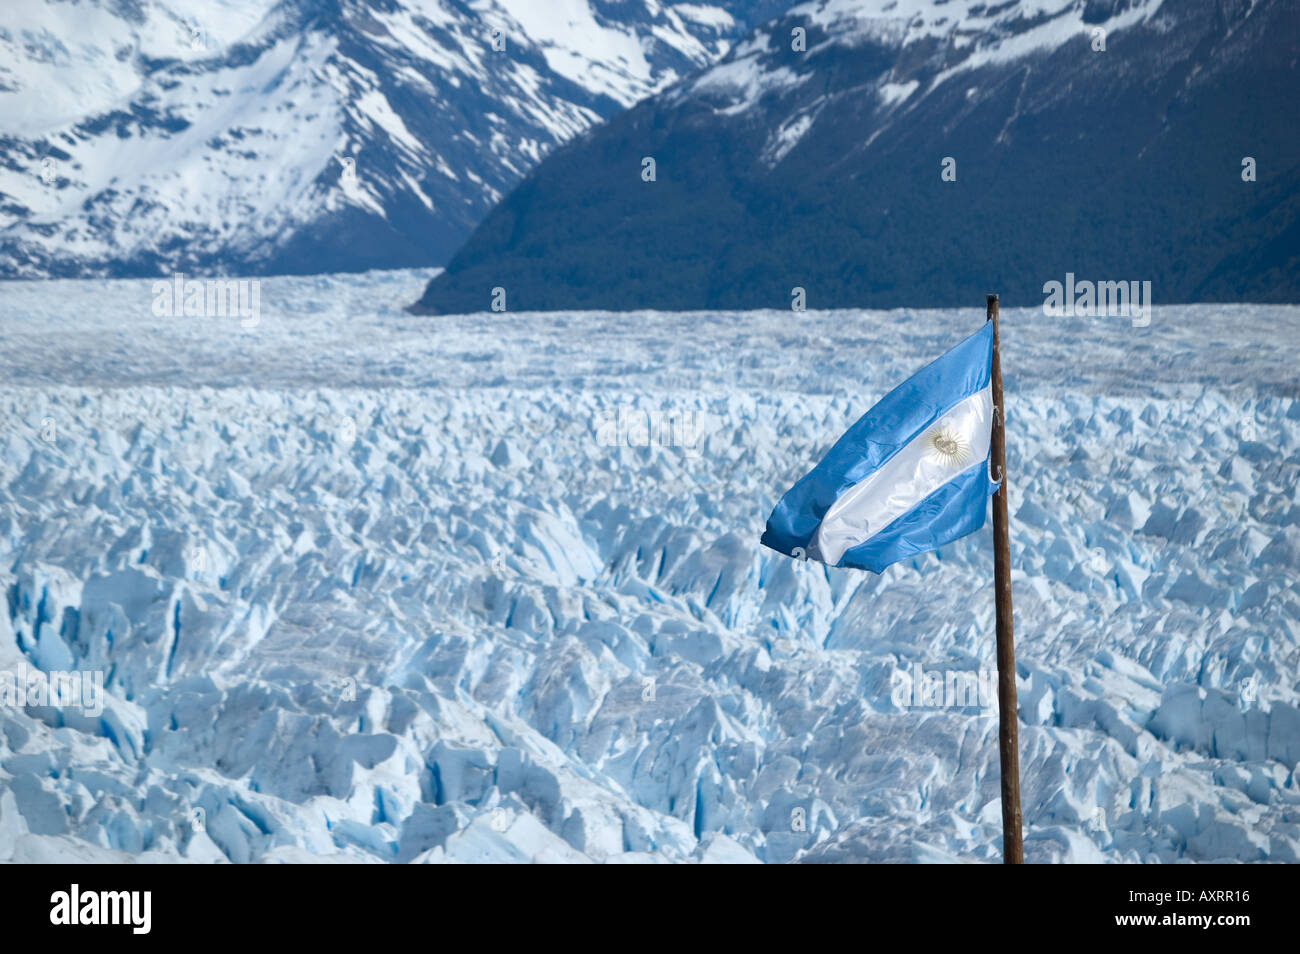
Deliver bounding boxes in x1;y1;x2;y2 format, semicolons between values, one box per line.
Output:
925;424;971;468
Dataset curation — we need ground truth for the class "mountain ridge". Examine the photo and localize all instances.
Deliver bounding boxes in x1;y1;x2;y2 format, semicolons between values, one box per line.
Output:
0;0;784;279
412;0;1300;314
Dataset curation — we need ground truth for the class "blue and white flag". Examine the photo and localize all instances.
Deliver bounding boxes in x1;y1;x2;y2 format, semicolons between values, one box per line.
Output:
762;323;999;573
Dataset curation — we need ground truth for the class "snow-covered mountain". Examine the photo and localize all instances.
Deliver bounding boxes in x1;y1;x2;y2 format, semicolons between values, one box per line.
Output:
414;0;1300;313
0;0;785;278
1;270;1299;863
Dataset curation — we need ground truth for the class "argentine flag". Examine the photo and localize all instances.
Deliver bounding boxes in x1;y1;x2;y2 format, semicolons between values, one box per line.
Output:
762;323;1000;573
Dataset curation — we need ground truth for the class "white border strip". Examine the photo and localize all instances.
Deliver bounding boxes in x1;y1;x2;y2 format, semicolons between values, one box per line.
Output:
810;386;993;566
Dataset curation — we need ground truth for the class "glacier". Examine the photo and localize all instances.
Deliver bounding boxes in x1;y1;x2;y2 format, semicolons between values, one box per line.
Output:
0;268;1298;863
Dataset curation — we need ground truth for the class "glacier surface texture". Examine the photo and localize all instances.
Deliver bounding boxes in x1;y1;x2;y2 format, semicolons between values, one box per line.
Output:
1;269;1298;863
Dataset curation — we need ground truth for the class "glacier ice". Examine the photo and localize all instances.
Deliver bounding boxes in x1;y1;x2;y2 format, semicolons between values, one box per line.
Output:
0;269;1298;863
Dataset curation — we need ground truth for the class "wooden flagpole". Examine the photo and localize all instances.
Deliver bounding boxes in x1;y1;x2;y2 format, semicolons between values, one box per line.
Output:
987;293;1024;864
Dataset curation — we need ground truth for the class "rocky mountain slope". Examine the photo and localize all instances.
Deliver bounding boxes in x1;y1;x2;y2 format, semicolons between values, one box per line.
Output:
0;0;784;278
413;0;1300;313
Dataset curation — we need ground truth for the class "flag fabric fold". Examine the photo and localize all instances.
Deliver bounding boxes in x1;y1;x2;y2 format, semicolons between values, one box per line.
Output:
761;323;1000;573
